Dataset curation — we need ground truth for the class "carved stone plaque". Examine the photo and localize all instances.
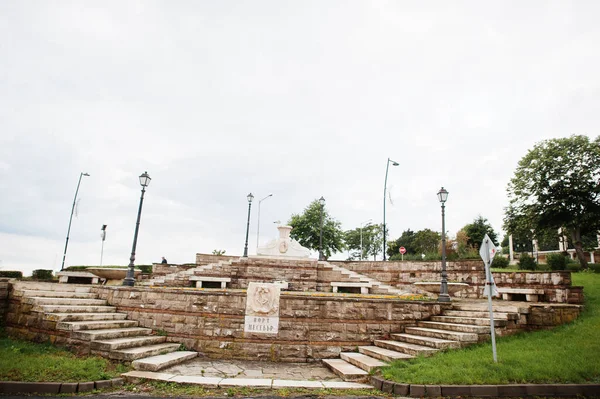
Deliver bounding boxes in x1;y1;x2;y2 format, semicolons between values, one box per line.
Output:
244;282;280;334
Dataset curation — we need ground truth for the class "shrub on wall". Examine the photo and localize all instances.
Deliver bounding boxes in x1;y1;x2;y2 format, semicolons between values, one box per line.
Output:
588;263;600;273
32;269;53;280
137;265;152;274
0;271;23;278
546;253;573;271
491;256;510;269
518;253;537;270
567;263;582;273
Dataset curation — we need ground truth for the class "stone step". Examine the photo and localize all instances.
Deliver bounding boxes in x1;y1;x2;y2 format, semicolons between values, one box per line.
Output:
12;281;93;293
71;327;152;341
322;359;369;382
391;333;460;349
340;352;386;372
452;302;524;314
132;351;198;371
25;297;107;306
430;315;508;327
57;319;138;331
443;309;516;320
103;343;181;361
374;340;438;357
405;326;479;342
91;335;167;351
358;345;414;362
34;305;116;313
45;312;128;322
417;321;491;334
20;290;98;299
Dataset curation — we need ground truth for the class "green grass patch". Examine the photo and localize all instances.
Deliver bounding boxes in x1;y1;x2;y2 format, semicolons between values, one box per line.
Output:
380;273;600;384
0;331;129;382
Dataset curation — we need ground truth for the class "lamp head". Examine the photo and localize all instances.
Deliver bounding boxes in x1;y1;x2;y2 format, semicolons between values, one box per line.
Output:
83;173;90;176
437;187;449;203
318;196;325;206
247;193;254;203
139;171;151;187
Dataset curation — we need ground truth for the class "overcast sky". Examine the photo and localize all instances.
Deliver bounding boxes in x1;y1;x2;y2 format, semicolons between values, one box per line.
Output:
1;1;599;275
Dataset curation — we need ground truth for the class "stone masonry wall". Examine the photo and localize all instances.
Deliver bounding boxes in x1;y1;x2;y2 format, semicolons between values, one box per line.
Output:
0;278;10;326
195;253;239;265
96;286;446;362
334;261;583;303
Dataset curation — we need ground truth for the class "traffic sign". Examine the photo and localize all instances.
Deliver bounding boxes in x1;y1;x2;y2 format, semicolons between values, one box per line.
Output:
399;247;406;254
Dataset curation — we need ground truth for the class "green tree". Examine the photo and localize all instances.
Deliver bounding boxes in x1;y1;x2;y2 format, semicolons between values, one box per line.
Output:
504;135;600;269
345;223;384;261
461;216;498;249
387;229;417;258
412;229;441;254
288;199;345;259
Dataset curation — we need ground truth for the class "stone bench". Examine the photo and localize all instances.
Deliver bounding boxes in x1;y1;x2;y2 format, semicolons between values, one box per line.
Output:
57;271;101;285
331;281;371;294
498;287;545;302
189;276;231;289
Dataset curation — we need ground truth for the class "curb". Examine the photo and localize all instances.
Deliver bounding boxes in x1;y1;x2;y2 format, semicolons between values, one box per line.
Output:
370;376;600;397
0;378;124;394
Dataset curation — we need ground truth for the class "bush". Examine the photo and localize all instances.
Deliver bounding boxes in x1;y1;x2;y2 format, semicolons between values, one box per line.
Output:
137;265;152;274
0;271;23;279
567;262;582;273
589;263;600;273
518;253;537;270
546;253;572;271
491;256;510;269
32;269;54;280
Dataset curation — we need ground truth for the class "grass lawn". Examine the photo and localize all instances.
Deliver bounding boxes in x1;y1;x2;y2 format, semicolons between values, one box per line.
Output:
380;272;600;385
0;331;129;382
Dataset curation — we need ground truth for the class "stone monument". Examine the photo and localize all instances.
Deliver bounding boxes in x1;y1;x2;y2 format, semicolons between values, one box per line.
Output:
244;282;280;334
256;225;311;258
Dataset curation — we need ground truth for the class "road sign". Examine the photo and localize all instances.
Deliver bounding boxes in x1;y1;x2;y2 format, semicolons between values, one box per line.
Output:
399;247;406;254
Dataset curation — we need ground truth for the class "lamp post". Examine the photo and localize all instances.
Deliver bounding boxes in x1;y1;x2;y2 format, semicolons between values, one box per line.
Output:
318;196;325;261
256;194;273;250
61;172;90;271
437;187;450;302
100;224;107;266
243;193;254;257
360;219;372;261
123;171;151;287
383;158;399;261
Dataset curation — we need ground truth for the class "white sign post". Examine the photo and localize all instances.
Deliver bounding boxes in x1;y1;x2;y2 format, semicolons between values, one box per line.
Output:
480;234;499;363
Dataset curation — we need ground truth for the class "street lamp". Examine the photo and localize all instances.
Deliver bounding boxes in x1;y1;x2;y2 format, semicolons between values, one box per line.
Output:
256;194;273;250
243;193;254;257
383;158;399;261
437;187;450;302
123;171;151;287
100;224;107;266
360;219;372;261
61;172;90;271
319;196;325;261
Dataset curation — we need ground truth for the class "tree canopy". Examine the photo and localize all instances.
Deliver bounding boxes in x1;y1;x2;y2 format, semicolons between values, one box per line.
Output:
387;228;441;257
460;216;498;249
345;223;384;261
504;135;600;268
288;199;345;259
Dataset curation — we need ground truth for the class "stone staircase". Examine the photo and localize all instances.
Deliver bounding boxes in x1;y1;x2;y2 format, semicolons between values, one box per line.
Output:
145;260;232;286
323;302;519;381
320;262;407;295
10;282;197;371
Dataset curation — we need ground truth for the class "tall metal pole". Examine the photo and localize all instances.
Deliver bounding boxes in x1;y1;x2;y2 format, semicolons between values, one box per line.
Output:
383;158;398;261
61;172;89;271
438;201;450;302
123;186;146;287
243;193;253;257
319;197;325;261
256;194;272;250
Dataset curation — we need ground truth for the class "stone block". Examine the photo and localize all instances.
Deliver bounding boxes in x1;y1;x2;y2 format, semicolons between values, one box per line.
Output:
470;384;498;397
524;383;556;396
111;378;124;386
78;381;94;392
381;380;395;393
60;383;78;393
95;380;113;390
393;383;409;396
425;385;442;397
581;384;600;396
410;384;426;397
441;384;471;396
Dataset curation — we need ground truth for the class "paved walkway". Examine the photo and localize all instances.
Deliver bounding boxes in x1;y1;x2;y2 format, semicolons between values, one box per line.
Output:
122;358;372;390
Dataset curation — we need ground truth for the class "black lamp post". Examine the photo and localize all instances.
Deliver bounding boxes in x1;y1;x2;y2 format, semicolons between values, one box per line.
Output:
383;158;399;260
123;171;151;287
61;172;90;271
243;193;254;257
318;196;325;261
437;187;450;302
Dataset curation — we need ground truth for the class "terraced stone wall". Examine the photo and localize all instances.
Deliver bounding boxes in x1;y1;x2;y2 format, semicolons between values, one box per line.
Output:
96;286;446;362
334;261;583;303
195;253;239;265
0;278;10;325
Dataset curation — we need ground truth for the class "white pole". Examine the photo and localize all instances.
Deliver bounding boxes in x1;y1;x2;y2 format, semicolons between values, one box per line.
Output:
484;238;498;363
256;194;273;250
